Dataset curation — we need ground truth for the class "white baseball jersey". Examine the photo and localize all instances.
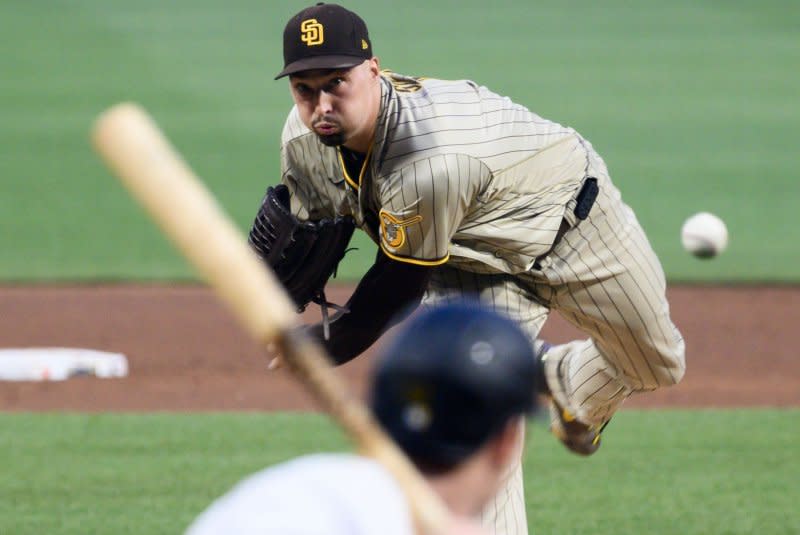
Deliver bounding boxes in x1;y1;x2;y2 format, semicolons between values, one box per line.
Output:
184;454;414;535
279;71;686;535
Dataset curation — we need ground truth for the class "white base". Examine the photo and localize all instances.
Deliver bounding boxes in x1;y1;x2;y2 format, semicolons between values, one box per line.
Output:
0;348;128;381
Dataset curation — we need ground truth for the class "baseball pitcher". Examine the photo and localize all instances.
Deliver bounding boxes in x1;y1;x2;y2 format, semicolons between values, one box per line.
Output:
249;4;686;534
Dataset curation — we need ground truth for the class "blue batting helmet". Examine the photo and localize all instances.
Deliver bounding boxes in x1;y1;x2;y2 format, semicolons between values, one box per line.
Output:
369;302;540;467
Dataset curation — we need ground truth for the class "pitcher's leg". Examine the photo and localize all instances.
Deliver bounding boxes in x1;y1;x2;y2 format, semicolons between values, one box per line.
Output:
423;267;549;337
538;179;685;426
424;268;544;534
480;419;528;535
481;456;528;535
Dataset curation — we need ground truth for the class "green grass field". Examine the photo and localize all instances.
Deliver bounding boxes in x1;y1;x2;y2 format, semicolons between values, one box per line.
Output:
1;410;798;534
1;0;798;281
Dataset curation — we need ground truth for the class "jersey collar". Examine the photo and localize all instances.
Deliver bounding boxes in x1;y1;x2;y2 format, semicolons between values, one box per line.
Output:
336;144;373;190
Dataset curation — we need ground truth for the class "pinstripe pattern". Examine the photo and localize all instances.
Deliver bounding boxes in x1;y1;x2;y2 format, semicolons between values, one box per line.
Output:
476;418;528;535
481;452;528;535
534;165;686;424
281;73;588;268
423;275;542;535
278;71;685;535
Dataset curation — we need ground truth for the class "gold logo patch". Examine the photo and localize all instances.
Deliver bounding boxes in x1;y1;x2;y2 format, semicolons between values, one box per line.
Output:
379;210;422;248
300;19;324;46
361;39;369;50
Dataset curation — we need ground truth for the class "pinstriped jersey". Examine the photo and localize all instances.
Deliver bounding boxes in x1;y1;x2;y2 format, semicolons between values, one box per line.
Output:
280;71;607;274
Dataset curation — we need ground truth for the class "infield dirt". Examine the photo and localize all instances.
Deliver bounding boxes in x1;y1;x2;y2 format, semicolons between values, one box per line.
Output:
1;284;797;411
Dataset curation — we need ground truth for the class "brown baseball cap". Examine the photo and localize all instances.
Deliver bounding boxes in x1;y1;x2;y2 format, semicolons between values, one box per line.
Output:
275;3;373;80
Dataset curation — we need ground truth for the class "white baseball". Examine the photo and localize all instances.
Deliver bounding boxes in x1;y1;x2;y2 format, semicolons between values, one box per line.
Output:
681;212;728;258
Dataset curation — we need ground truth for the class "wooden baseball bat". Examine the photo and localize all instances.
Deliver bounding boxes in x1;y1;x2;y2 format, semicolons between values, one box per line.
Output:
91;102;450;535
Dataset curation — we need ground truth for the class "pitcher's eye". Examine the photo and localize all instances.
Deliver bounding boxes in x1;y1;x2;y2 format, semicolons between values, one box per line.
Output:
325;78;345;92
294;83;313;97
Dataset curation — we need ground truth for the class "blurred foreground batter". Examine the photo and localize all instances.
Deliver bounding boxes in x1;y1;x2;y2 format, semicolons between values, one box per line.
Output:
187;303;540;535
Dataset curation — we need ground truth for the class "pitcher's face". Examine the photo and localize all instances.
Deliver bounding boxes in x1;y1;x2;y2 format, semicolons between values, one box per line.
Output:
289;59;380;150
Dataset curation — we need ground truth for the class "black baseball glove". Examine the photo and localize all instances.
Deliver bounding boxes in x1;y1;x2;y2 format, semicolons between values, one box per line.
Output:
248;185;355;332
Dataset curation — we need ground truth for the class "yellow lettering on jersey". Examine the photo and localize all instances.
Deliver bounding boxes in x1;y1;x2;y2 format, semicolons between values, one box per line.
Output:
379;210;422;248
381;70;426;93
300;19;324;46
